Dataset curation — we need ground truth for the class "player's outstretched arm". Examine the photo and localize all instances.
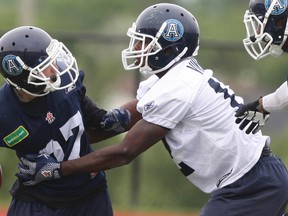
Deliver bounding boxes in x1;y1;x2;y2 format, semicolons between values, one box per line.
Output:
17;119;169;185
235;80;288;134
63;119;168;175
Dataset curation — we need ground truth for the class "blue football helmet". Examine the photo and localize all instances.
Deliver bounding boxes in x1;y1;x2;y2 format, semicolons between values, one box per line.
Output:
243;0;288;60
121;3;200;76
0;26;79;96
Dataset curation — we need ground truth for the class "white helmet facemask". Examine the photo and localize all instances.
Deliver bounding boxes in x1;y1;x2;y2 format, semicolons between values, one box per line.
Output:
121;22;189;77
243;10;274;60
8;39;79;97
121;22;163;76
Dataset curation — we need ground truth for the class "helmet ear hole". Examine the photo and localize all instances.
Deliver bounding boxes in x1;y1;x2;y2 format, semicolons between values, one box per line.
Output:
163;47;173;56
275;17;287;28
148;46;180;70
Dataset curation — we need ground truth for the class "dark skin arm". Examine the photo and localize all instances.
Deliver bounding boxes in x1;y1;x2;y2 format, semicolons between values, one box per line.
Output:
62;119;170;176
86;98;142;143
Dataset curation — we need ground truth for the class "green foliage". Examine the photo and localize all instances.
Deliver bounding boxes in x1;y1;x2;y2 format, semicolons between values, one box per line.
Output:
0;149;18;207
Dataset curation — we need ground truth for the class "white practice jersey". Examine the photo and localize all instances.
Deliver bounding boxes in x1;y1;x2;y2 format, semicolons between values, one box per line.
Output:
136;58;269;193
262;81;288;112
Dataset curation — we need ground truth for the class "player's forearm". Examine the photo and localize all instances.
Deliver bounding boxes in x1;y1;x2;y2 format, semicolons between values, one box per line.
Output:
262;81;288;112
86;128;119;143
61;144;134;176
120;99;142;129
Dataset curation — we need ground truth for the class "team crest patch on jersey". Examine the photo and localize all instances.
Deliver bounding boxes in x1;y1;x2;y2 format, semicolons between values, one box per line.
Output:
3;126;29;147
45;111;56;124
2;55;23;76
265;0;288;15
162;19;184;42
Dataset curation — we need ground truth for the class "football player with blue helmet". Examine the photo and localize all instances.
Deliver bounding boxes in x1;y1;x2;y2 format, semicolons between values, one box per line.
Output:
0;26;137;216
236;0;288;136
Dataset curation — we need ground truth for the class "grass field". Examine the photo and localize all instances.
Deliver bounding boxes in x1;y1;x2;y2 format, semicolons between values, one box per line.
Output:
0;208;198;216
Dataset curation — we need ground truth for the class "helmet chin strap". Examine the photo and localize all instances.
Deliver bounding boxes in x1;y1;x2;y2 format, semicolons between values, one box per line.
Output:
140;47;188;77
5;78;50;97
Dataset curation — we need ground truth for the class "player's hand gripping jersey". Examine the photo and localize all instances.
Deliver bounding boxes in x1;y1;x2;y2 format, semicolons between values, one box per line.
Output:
137;58;269;193
0;71;108;208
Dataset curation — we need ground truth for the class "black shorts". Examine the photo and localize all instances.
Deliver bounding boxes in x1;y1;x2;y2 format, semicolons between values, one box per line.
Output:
7;187;113;216
200;155;288;216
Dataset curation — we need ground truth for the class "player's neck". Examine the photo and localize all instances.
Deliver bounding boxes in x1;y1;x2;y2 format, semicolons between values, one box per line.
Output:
14;89;35;102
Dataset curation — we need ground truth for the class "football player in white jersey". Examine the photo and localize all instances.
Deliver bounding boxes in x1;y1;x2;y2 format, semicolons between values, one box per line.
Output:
236;0;288;134
16;3;288;216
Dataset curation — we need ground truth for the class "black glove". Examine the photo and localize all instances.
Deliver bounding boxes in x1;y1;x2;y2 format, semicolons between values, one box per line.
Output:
235;99;270;134
101;108;131;132
16;154;62;186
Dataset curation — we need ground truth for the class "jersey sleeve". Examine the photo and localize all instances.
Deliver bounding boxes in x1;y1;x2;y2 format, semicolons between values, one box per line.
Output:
137;82;191;129
262;81;288;112
77;70;107;129
81;95;107;129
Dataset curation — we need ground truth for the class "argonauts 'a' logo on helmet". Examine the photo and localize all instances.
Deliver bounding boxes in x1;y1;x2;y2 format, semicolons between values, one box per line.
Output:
162;19;184;42
265;0;288;15
2;55;23;76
